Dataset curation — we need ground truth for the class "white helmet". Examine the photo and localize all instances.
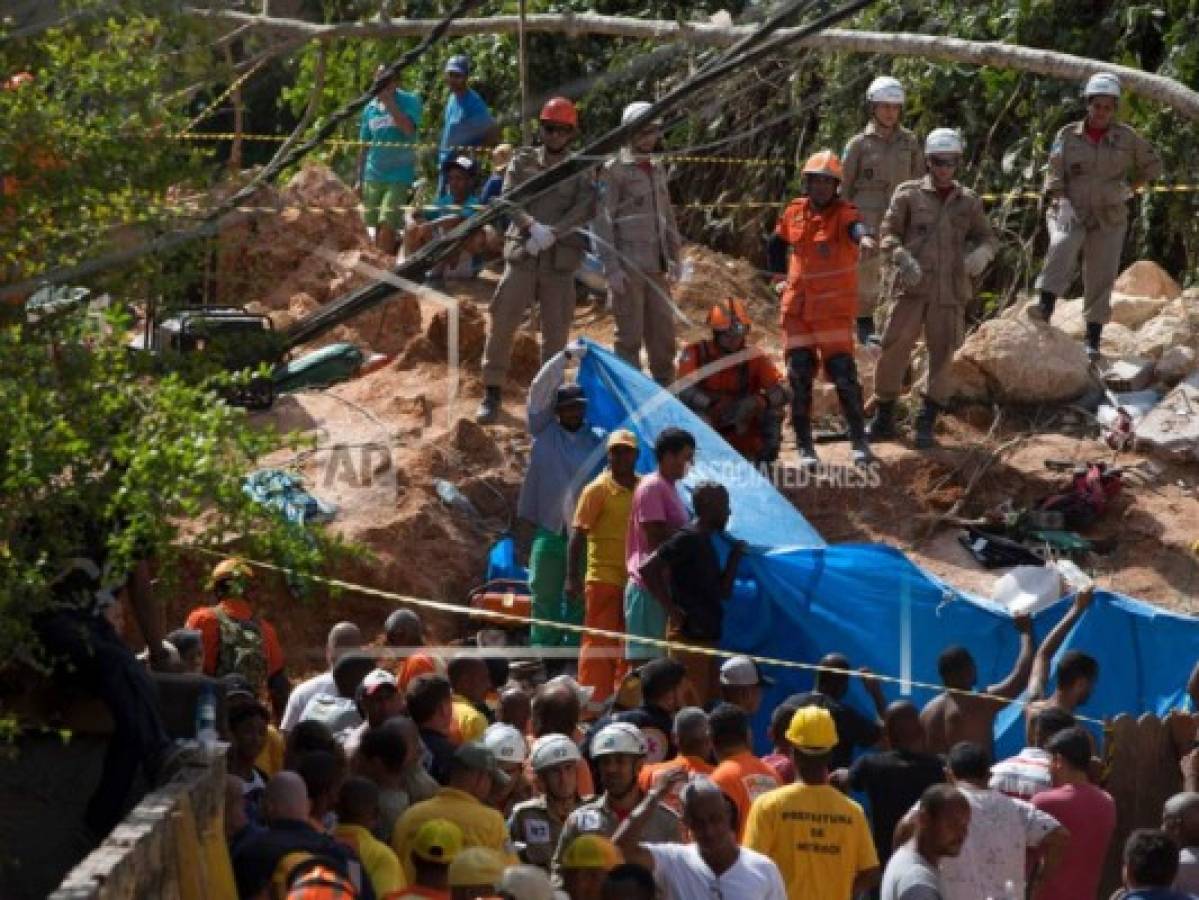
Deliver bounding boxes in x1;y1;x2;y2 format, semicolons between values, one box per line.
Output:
621;101;656;128
529;733;582;772
925;127;964;156
590;722;647;758
1084;72;1121;99
866;76;905;105
483;723;528;765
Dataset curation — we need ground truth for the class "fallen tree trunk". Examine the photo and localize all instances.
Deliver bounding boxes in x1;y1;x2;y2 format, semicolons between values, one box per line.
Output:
185;7;1199;120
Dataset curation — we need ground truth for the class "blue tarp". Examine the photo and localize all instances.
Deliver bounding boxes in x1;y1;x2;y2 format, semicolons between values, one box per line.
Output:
574;339;1199;756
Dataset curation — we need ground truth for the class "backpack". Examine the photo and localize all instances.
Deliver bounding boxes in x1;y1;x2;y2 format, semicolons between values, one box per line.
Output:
213;606;268;691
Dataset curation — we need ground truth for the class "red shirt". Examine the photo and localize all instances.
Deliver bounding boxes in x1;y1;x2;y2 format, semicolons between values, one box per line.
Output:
1031;782;1116;900
1085;124;1109;144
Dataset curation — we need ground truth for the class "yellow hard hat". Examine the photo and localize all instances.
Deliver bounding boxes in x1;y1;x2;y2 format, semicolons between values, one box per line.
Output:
447;847;508;887
211;557;254;583
786;705;839;754
410;818;463;865
561;834;623;870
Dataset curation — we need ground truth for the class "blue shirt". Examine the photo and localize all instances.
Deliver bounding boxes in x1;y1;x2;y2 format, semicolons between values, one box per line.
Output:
359;90;423;185
439;88;494;165
480;173;504;205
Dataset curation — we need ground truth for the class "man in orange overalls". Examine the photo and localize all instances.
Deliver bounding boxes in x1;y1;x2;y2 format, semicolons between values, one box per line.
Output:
676;299;788;465
769;151;873;466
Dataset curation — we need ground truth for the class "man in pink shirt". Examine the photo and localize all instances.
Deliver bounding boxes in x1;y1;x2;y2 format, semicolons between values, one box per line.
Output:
1031;725;1115;900
623;427;694;662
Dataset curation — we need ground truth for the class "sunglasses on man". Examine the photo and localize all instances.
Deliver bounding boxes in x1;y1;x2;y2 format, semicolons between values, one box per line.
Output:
540;122;574;135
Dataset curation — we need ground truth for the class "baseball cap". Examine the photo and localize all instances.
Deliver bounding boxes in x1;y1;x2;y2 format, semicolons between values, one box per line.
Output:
606;429;638;451
498;865;555;900
785;705;839;754
639;657;687;699
555;383;587;408
452;742;512;789
445;54;471;76
560;834;623;870
447;847;507;887
720;655;774;687
360;668;398;696
442;155;477;177
411;818;463;864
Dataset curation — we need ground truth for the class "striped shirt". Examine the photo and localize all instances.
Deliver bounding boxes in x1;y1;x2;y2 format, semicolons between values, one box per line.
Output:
989;747;1053;800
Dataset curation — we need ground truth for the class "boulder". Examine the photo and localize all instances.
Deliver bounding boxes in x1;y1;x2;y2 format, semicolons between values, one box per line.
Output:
1136;372;1199;461
1133;315;1196;359
946;356;990;403
956;318;1093;404
1155;346;1197;385
1100;322;1137;358
1113;260;1182;300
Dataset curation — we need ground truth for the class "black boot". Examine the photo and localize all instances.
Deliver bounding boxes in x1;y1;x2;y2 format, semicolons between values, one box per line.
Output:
475;385;501;424
856;316;876;347
868;400;897;441
1085;321;1103;361
787;349;819;466
914;398;940;450
826;354;873;464
1027;290;1056;323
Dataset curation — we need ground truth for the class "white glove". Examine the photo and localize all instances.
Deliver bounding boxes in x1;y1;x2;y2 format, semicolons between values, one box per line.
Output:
564;339;588;361
607;268;628;296
1048;197;1076;239
893;248;923;289
526;221;556;255
964;244;995;278
860;234;879;256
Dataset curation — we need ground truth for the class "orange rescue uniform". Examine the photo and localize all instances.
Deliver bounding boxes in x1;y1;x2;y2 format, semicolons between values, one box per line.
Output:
676;339;785;459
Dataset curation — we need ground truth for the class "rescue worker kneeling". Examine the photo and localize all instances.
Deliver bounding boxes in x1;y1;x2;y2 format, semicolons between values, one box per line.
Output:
677;300;788;465
768;151;873;466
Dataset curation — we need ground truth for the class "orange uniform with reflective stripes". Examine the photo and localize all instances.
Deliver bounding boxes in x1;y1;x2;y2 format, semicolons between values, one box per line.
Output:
677;339;784;458
775;196;861;357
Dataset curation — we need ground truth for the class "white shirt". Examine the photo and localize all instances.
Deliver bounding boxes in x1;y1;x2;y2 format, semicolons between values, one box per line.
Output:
939;783;1062;900
280;670;335;731
645;842;787;900
989;747;1053;801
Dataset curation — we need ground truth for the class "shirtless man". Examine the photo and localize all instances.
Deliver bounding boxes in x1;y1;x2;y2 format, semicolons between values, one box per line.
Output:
921;614;1035;755
1025;586;1097;741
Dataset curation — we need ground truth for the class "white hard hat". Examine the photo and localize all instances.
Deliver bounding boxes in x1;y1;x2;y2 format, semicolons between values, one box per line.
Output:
483;723;528;764
866;76;905;105
1084;72;1121;99
590;722;647;758
925;127;964;156
529;733;582;772
621;101;656;128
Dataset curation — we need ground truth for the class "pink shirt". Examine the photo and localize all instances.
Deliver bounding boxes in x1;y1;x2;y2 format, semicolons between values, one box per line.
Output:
625;471;688;587
1031;782;1116;900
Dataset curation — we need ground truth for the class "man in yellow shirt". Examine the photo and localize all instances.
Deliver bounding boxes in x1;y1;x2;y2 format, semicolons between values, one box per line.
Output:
449;654;492;744
567;429;640;707
392;744;514;882
333;776;405;896
744;706;881;899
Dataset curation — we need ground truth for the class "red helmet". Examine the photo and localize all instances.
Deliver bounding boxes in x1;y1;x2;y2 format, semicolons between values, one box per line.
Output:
539;97;578;128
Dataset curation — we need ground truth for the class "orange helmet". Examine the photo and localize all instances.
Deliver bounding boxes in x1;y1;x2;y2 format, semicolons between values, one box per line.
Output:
707;299;752;333
802;150;843;181
539;97;578;128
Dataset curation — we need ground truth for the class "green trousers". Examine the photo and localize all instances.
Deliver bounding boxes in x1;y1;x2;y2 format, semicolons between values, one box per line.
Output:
529;528;585;647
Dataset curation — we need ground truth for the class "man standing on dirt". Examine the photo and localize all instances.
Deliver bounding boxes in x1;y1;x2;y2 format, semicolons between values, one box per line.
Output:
842;76;924;346
592;100;682;386
517;349;603;656
868;128;998;450
567;429;640;707
477;98;595;424
1029;72;1162;360
770;151;874;467
356;65;422;258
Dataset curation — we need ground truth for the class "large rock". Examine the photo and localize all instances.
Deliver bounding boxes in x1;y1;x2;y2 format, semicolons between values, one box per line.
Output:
1155;346;1198;384
1113;260;1182;300
1053;293;1169;332
1134;315;1196;359
1136;372;1199;461
956;318;1093;404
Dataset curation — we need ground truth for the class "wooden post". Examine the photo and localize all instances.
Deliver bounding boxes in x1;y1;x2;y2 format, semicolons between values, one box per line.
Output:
517;0;530;145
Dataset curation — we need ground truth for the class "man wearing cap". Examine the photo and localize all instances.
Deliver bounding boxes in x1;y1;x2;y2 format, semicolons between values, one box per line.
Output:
516;349;604;653
343;668;405;756
357;64;423;257
186;557;290;714
392;743;514;882
637;707;714;814
510;733;587;870
392;818;463;899
593;100;682;386
1030;72;1161;360
477;98;595;423
561;834;623;900
568;427;640;706
483;722;532;815
404;155;491;283
744;706;881;900
281;622;364;732
720;655;773;717
555;723;680;878
438;54;497;193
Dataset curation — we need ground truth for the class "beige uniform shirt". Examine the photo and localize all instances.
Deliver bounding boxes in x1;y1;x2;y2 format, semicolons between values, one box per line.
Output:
502;145;597;271
1044;120;1161;227
593;148;682;274
509;796;576;869
842;123;924;230
881;176;998;307
552;792;681;874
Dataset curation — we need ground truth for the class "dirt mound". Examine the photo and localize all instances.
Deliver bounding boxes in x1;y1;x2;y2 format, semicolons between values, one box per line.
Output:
674;244;776;325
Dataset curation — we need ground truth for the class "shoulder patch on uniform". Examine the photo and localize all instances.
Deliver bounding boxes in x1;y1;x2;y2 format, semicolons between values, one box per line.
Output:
576;809;603;833
523;818;552;844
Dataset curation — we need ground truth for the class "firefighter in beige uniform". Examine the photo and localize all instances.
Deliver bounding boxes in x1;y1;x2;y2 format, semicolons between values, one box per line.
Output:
869;128;998;449
477;97;596;423
1029;72;1162;360
841;76;924;346
593;101;683;385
